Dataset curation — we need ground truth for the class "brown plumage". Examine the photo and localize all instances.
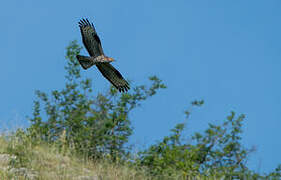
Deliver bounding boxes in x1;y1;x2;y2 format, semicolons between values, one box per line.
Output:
76;18;130;92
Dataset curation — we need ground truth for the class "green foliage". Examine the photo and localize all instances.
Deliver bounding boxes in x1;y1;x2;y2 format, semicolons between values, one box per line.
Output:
27;40;166;161
265;164;281;179
22;40;280;179
137;101;280;179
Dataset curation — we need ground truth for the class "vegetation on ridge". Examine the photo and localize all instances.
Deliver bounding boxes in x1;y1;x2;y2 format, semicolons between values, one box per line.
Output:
0;41;280;179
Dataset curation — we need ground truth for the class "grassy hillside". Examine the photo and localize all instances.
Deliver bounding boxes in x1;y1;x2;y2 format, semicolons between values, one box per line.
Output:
0;131;233;180
0;133;150;180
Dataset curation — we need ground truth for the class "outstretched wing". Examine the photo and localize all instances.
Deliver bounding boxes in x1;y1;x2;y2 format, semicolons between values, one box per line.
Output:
97;63;130;92
78;18;104;58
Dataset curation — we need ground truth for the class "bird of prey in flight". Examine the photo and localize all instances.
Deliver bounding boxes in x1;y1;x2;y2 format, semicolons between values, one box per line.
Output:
76;18;130;92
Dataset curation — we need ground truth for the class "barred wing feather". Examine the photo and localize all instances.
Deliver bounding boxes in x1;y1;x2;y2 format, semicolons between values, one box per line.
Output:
97;63;130;92
78;18;104;58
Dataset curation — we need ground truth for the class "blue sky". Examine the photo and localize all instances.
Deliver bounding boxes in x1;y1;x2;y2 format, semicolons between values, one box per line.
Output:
0;0;280;173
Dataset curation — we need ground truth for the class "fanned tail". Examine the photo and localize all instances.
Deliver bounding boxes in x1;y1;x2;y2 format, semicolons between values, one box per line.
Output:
76;55;94;69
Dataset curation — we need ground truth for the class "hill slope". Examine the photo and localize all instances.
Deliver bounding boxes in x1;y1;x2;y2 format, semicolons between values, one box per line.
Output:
0;134;149;180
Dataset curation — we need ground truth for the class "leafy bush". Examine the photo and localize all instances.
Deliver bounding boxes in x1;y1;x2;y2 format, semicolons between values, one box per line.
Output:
27;40;166;161
136;101;280;179
20;40;280;179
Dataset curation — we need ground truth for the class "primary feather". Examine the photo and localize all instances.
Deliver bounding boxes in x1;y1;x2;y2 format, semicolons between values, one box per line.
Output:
78;18;104;58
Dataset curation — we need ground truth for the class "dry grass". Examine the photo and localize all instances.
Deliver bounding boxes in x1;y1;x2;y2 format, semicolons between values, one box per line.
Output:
0;134;151;180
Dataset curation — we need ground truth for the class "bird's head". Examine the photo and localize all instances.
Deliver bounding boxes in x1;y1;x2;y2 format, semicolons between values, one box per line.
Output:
107;57;114;62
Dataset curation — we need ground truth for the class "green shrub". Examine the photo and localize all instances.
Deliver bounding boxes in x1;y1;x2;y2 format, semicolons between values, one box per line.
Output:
27;40;166;161
136;101;280;179
19;40;280;179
